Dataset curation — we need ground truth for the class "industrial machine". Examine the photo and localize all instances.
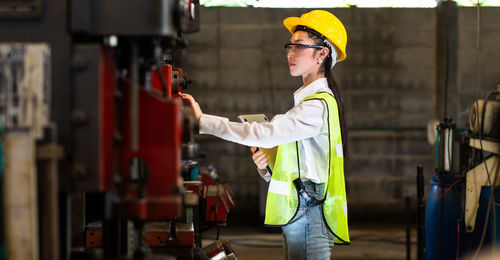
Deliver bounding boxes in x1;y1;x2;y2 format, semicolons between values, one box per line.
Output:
423;85;500;259
0;1;234;260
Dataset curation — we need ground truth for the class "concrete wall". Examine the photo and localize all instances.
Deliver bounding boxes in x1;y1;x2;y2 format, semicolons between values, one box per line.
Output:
184;6;500;219
456;7;500;127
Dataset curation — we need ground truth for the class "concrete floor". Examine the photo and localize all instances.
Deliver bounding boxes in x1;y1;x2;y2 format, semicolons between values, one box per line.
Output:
202;222;417;260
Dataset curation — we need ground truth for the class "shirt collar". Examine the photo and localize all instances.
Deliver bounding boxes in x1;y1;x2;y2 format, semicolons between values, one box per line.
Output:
293;77;332;105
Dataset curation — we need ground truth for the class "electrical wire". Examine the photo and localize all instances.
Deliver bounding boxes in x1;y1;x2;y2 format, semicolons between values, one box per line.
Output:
471;2;484;258
473;161;499;259
448;126;453;172
472;91;500;259
433;176;465;259
0;124;4;260
435;129;440;169
470;1;500;257
443;0;450;120
437;179;462;201
0;123;3;179
456;221;460;260
436;177;440;199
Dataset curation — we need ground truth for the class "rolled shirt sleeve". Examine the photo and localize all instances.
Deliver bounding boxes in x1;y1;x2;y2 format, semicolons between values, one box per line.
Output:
257;168;272;182
199;99;327;149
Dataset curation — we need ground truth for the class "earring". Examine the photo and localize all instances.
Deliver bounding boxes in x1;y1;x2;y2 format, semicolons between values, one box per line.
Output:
317;59;322;64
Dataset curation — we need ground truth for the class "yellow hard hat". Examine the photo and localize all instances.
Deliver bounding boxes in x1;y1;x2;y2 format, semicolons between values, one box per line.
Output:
283;10;347;61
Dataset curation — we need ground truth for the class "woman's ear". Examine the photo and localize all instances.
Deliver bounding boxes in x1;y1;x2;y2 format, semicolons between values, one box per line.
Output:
321;47;330;59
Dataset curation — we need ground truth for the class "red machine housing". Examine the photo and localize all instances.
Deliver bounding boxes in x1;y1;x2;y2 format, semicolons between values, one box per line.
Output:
99;47;116;190
150;64;173;98
201;174;235;222
150;64;186;99
117;74;184;220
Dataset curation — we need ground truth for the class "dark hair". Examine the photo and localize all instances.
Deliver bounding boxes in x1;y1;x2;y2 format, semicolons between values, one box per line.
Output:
307;32;351;162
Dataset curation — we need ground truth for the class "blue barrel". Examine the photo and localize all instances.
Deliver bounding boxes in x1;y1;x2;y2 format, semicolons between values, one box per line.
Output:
426;175;500;260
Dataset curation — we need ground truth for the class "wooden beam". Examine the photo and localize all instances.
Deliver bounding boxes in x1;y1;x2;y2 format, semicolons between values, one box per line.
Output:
3;130;39;260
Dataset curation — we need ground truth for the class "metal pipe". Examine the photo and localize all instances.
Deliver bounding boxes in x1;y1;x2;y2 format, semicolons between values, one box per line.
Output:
130;43;139;152
406;196;411;260
44;159;60;260
35;126;64;260
417;165;425;260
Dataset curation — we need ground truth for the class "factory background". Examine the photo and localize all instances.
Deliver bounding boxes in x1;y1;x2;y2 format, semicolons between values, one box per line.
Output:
185;5;500;219
0;0;499;259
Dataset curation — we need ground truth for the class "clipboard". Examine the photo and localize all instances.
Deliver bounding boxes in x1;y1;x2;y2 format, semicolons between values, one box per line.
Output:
238;114;277;174
237;114;269;123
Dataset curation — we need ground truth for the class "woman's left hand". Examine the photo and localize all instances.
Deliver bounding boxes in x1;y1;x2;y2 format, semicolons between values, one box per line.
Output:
250;147;269;171
179;93;203;121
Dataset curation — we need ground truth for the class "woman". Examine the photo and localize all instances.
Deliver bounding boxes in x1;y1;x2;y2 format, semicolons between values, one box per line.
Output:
181;10;350;259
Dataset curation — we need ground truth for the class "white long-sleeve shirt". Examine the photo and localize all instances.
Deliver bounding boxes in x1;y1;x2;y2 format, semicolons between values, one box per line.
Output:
199;77;334;184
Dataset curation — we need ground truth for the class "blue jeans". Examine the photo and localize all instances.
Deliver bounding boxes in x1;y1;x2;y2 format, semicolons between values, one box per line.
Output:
282;181;335;260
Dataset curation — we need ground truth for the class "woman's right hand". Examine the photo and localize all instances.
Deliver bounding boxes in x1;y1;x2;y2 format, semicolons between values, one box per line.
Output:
251;146;269;171
179;93;203;121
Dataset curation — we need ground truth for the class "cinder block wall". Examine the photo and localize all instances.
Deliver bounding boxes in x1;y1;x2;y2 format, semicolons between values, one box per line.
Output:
184;6;500;219
457;7;500;127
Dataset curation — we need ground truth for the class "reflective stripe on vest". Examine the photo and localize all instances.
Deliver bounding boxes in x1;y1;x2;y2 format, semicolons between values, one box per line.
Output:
264;92;350;245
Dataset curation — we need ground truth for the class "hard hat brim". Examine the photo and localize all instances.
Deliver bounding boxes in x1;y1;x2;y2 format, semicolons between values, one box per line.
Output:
283;17;311;35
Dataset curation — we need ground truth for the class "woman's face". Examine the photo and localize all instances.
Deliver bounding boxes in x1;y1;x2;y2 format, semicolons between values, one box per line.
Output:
286;31;323;77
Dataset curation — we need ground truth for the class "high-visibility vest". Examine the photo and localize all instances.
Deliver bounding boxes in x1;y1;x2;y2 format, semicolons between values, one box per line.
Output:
264;92;350;245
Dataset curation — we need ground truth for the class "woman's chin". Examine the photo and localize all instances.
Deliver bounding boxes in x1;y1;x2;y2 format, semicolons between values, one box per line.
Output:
289;69;301;77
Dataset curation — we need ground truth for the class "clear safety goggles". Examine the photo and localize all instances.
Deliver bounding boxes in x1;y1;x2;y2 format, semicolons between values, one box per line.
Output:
284;42;324;53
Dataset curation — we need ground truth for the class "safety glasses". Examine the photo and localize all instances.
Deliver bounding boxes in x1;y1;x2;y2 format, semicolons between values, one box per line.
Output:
284;43;324;53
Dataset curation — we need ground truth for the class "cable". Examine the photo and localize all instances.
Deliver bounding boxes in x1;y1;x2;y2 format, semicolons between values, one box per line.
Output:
437;179;461;201
435;129;440;169
472;91;499;259
0;123;4;260
443;0;450;120
479;91;499;250
469;2;496;258
478;92;498;187
0;123;3;179
436;177;440;199
473;1;482;102
448;126;453;172
456;221;460;260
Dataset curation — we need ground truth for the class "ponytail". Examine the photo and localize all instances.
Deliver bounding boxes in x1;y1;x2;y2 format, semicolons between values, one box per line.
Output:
307;31;350;163
325;67;350;162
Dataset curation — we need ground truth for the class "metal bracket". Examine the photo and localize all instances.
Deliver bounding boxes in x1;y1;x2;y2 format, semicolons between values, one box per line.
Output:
36;143;64;160
470;138;500;155
465;156;500;232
